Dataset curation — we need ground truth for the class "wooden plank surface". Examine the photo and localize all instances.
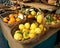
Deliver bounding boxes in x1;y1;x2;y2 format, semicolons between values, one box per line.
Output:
23;3;58;11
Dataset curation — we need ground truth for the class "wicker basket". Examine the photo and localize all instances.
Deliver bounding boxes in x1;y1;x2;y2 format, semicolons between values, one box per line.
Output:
0;11;17;27
0;11;27;28
11;21;49;44
43;18;60;29
10;6;49;44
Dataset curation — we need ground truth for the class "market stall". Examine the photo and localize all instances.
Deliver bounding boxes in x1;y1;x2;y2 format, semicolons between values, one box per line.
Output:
0;0;60;48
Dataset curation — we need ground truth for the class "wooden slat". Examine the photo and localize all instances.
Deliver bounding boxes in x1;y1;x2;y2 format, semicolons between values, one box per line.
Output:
23;3;58;11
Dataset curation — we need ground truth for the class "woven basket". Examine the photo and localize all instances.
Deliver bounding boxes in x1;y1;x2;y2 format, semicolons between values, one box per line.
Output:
10;6;49;44
43;18;60;29
0;11;27;28
11;21;49;44
0;11;17;27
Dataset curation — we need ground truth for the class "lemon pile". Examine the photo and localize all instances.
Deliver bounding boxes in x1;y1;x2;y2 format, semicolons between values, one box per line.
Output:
14;23;46;41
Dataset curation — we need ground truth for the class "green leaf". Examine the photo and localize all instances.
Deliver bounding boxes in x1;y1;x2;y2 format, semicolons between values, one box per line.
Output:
46;14;54;22
17;32;22;34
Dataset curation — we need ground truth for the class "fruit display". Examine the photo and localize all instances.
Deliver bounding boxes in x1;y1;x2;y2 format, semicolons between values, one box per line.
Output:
1;2;60;47
44;14;60;28
18;7;44;23
2;7;44;26
3;13;20;25
1;5;48;44
2;5;59;43
5;6;46;42
13;22;47;41
2;12;27;26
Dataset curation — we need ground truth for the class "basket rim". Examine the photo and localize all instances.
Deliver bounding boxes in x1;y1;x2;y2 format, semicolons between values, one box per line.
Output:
48;22;60;28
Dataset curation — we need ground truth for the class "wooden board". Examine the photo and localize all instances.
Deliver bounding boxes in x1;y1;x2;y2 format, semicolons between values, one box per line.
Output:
22;3;58;11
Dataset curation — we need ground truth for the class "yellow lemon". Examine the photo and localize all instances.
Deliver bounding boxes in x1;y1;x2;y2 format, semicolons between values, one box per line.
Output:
29;33;36;39
31;10;36;16
14;33;22;41
19;24;25;30
23;32;29;39
30;30;35;34
35;28;41;34
37;14;43;23
30;23;37;30
25;23;30;29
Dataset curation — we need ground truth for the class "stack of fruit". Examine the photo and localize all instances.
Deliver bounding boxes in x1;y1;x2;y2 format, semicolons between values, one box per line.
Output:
2;8;43;25
19;8;43;23
3;13;20;25
14;22;46;41
44;14;60;28
2;12;27;25
2;7;47;42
